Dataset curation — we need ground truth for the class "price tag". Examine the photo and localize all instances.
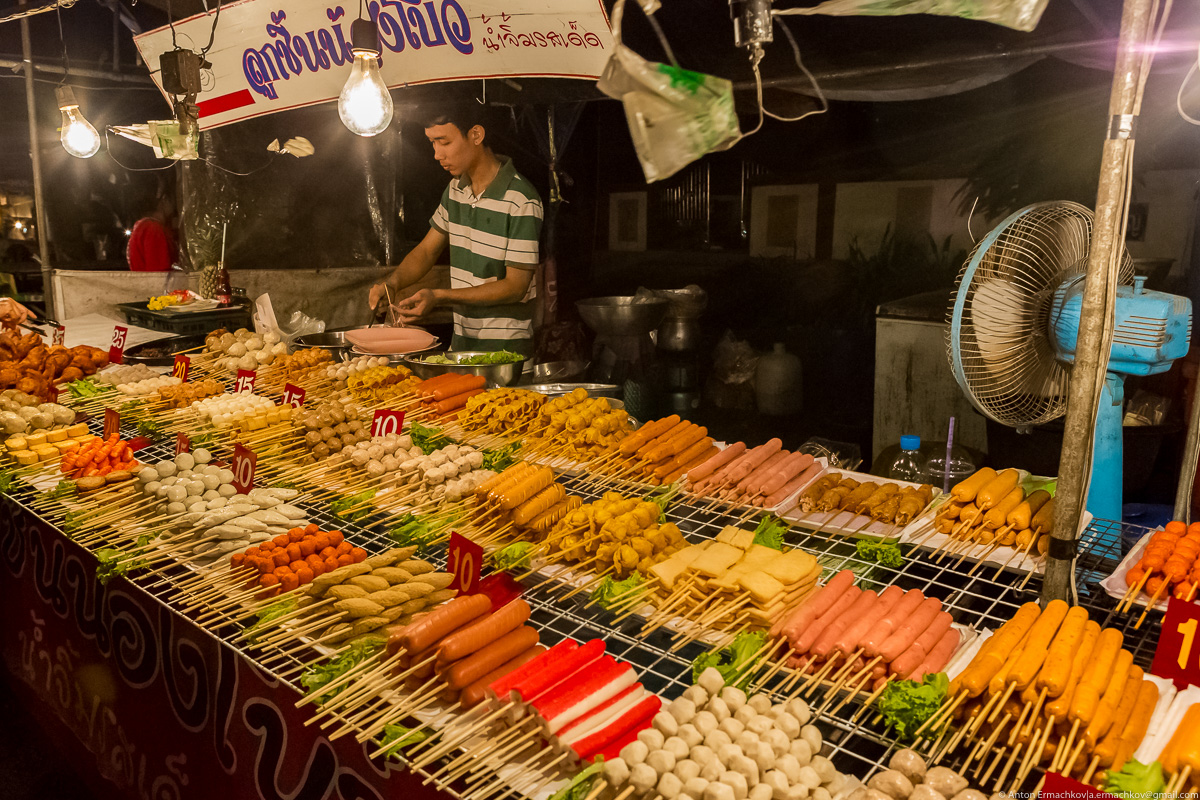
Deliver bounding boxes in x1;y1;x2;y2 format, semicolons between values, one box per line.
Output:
447;531;483;595
108;325;128;365
103;408;119;440
1152;596;1200;689
1040;772;1118;800
231;443;257;494
175;432;190;455
172;354;190;382
52;325;64;346
234;369;256;394
282;383;306;408
371;409;405;438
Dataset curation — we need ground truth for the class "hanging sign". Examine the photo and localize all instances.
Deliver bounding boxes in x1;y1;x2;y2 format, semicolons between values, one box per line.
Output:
371;409;405;438
282;383;306;408
132;0;613;131
234;369;257;394
1152;596;1200;690
109;326;128;365
103;408;120;440
173;354;191;382
232;444;257;494
447;532;483;595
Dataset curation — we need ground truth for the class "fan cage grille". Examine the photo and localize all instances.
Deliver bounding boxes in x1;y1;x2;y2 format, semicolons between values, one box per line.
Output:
946;202;1133;428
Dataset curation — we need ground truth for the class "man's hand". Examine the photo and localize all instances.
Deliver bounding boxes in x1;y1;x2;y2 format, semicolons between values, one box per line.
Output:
395;289;437;323
368;282;390;313
0;299;32;330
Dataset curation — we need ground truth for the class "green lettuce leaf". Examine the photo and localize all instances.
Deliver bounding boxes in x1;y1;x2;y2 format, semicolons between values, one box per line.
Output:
493;542;534;572
878;672;948;740
378;723;431;758
300;638;385;705
548;758;605;800
590;572;645;610
752;515;788;550
692;631;767;690
856;540;905;569
1104;759;1164;799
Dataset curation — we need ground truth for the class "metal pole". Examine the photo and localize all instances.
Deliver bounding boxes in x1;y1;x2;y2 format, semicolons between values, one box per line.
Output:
20;0;55;319
1045;0;1154;603
1175;376;1200;522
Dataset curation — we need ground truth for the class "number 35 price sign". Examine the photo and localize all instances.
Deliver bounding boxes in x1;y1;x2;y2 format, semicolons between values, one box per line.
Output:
1152;596;1200;689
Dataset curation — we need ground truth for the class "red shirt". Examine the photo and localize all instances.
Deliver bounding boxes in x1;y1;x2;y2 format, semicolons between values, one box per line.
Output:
127;218;176;272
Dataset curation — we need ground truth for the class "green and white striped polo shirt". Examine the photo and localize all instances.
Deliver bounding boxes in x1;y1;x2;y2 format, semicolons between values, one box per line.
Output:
430;156;542;357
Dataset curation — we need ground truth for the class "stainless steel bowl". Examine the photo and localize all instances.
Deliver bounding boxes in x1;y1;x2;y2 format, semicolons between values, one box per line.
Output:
525;382;622;400
402;351;526;387
576;296;670;337
293;325;373;362
533;360;590;382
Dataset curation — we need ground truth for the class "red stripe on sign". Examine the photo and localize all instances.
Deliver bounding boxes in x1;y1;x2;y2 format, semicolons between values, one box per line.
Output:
198;90;255;117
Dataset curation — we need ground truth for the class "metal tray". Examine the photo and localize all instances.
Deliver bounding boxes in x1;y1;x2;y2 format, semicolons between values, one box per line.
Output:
524;382;621;399
121;334;205;366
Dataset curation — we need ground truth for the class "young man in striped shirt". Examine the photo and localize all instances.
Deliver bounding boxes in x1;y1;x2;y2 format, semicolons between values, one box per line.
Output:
368;107;542;357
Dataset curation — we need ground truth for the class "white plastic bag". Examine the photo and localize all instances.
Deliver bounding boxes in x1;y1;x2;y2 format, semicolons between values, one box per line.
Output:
253;293;325;343
597;0;741;183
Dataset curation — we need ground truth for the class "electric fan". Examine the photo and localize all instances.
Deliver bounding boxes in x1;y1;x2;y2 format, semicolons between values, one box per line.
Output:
947;201;1193;522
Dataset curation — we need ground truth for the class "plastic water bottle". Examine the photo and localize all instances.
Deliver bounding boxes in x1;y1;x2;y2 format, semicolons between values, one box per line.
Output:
889;435;924;482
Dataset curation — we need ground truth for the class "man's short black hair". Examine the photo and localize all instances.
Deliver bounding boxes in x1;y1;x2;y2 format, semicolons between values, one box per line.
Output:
421;104;494;142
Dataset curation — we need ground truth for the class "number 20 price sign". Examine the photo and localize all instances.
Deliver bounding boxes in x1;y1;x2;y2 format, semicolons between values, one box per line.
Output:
447;532;483;595
1152;596;1200;689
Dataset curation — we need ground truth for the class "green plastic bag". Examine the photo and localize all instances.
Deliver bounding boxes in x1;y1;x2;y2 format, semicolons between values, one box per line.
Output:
597;0;741;183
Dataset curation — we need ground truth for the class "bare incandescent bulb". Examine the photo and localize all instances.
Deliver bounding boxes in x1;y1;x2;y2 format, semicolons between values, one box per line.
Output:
338;19;393;137
56;86;101;158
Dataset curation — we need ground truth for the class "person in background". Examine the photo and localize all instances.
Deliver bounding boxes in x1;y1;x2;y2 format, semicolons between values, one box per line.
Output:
367;105;542;357
127;184;178;272
0;298;32;330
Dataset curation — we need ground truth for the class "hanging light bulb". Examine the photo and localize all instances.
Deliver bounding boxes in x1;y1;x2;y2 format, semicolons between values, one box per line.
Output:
338;18;393;137
55;86;101;158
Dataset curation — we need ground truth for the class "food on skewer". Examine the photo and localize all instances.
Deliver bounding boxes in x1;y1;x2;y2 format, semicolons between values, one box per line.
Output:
251;547;455;648
5;421;94;466
93;363;161;387
790;473;935;530
157;378;226;409
772;569;959;699
111;375;182;396
917;601;1162;788
526;388;634;463
687;443;823;509
271;347;333;377
641;528;821;635
594;414;713;487
204;327;288;372
186;391;293;432
598;667;847;800
544;491;685;578
316;355;393;392
340;436;495;504
0;394;78;437
60;432;139;488
345;364;420;404
411;373;489;418
0;335;108;400
471;461;573;539
294;397;374;463
1122;521;1200;605
458;387;547;437
852;750;986;800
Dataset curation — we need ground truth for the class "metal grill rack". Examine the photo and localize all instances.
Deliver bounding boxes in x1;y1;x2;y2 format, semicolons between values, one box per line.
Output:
9;410;1173;796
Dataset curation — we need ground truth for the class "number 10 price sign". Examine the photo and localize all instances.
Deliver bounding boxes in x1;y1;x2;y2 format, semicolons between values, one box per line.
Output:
1152;596;1200;689
447;532;482;595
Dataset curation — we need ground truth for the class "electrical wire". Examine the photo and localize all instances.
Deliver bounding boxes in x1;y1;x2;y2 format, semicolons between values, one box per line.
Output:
763;18;827;123
1177;43;1200;126
199;0;221;56
53;2;68;84
103;128;176;171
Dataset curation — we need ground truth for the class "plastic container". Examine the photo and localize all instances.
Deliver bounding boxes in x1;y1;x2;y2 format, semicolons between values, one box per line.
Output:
755;343;803;416
889;435;923;481
922;443;977;494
